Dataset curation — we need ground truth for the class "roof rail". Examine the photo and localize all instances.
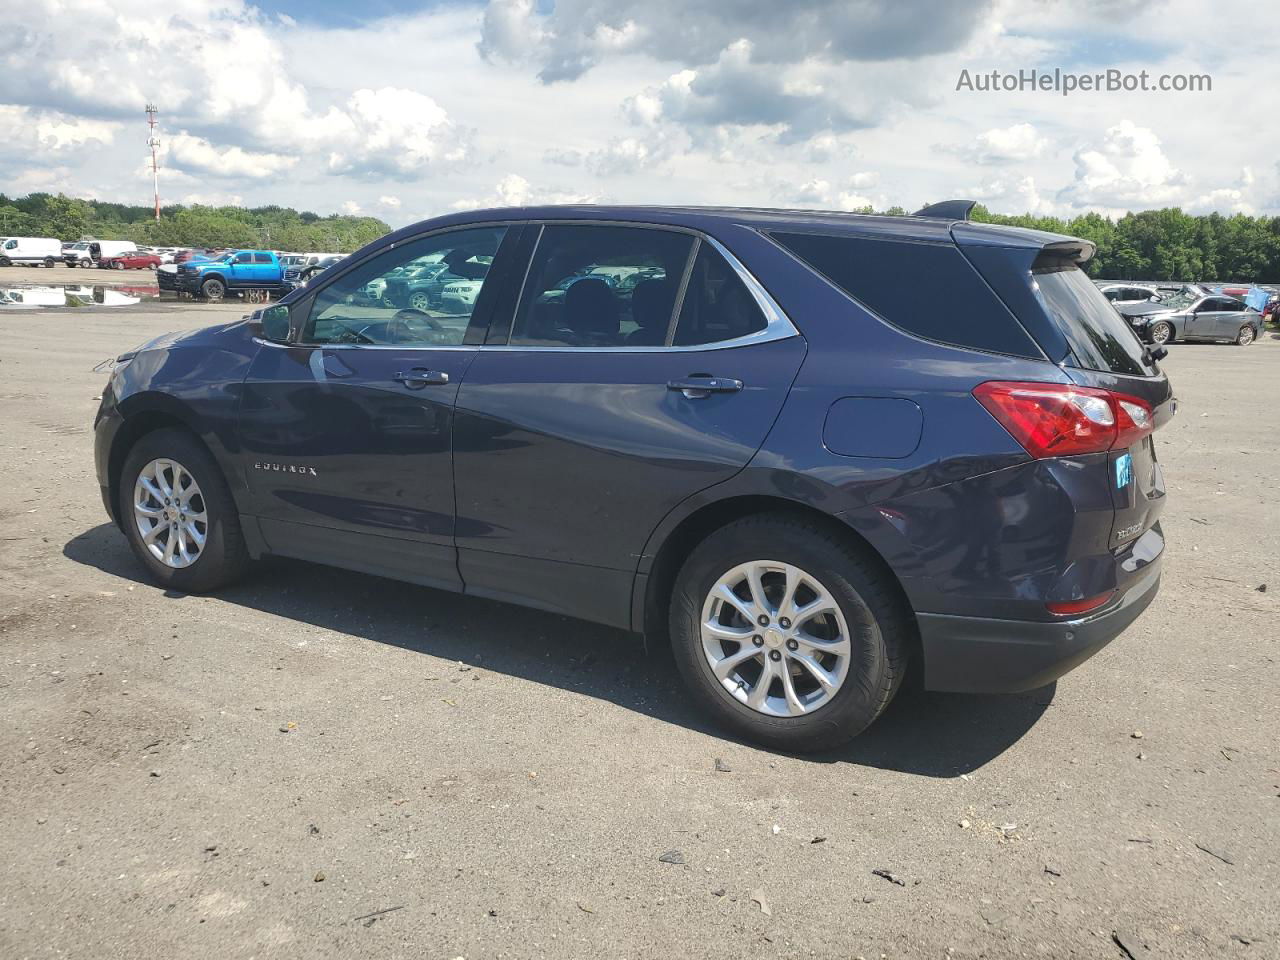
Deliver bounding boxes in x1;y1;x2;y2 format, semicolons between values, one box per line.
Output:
912;199;978;221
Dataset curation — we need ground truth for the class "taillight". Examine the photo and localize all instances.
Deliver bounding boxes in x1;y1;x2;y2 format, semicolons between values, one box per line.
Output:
1046;591;1115;616
973;381;1154;458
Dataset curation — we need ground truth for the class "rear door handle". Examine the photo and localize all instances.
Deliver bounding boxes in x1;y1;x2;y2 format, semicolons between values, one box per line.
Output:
395;368;449;389
667;377;744;399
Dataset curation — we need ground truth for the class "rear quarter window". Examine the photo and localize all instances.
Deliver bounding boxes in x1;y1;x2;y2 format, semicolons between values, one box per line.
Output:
770;231;1041;358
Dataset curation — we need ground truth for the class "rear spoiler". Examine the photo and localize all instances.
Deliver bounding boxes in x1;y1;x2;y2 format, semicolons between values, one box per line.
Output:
912;199;978;221
1034;238;1096;266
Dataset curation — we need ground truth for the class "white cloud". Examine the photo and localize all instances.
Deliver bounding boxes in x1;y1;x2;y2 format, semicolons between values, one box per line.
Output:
378;195;402;209
961;123;1049;164
165;134;297;178
323;88;470;181
965;174;1046;214
341;200;362;215
0;105;119;153
450;173;599;211
1057;120;1186;212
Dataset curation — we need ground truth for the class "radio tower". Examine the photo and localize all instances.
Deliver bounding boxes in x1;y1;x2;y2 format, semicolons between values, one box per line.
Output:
145;103;161;221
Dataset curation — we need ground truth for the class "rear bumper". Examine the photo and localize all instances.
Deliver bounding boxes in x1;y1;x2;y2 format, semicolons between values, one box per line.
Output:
918;560;1160;693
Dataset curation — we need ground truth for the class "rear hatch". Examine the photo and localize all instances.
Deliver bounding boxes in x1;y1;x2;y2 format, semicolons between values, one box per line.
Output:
958;233;1174;552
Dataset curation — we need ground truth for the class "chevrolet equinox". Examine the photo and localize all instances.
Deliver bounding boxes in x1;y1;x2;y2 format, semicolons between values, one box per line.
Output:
94;202;1172;750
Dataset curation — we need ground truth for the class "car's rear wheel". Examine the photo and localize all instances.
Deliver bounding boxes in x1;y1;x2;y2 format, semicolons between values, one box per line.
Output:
44;257;56;268
409;292;431;311
1235;324;1255;346
1149;321;1173;345
119;428;249;592
669;514;908;752
201;278;225;300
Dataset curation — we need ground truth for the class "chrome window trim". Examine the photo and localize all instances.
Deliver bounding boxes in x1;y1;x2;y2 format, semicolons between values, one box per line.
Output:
496;219;799;353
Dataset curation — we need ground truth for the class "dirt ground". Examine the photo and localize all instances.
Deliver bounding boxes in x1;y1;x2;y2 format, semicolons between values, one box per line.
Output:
0;297;1276;960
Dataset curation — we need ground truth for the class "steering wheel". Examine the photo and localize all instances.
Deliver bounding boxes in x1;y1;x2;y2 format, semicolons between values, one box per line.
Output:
389;308;444;343
330;320;376;344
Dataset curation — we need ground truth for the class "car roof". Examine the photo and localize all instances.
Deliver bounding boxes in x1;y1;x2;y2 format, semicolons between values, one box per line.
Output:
389;204;1082;252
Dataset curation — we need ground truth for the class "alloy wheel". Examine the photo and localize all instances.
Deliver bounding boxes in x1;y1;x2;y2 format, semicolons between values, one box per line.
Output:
133;458;208;569
1150;322;1172;344
1238;325;1255;345
409;292;431;311
700;560;855;717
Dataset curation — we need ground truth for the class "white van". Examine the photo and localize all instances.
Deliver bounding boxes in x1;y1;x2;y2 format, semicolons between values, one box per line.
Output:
63;241;94;268
0;237;63;267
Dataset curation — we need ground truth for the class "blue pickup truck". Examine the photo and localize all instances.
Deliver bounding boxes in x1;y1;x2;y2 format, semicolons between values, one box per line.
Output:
174;250;294;300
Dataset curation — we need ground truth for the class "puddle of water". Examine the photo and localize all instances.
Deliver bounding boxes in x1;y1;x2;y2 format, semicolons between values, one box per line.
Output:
0;283;159;307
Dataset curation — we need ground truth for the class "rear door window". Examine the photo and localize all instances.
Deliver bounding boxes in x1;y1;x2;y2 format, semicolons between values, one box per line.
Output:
771;231;1041;358
1032;261;1155;376
508;225;693;347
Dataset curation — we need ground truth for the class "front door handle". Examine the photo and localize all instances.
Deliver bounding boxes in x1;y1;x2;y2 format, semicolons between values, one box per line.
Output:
395;368;449;389
667;376;744;399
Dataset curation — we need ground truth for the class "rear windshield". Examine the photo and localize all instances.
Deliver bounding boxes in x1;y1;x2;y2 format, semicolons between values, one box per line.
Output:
1032;260;1154;376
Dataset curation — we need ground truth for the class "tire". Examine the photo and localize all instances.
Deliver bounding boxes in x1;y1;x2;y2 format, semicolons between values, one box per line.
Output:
80;258;91;268
113;261;125;270
1235;325;1255;346
669;513;909;752
201;277;225;300
409;292;431;311
1148;321;1173;345
118;428;249;592
0;257;10;267
44;257;56;268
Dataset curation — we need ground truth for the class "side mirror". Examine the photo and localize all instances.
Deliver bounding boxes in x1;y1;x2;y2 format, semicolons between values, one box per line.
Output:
256;304;291;342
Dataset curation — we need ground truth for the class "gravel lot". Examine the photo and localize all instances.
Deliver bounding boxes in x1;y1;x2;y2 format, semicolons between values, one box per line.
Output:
1;298;1276;959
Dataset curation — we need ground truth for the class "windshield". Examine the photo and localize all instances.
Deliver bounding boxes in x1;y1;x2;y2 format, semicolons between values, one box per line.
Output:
1033;260;1155;376
1160;288;1198;310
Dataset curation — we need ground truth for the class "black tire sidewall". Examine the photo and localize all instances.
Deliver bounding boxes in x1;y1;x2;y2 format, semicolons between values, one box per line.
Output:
118;428;246;592
202;279;225;300
669;516;904;751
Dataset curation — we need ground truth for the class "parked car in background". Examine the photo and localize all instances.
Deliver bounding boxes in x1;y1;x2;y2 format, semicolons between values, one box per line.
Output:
94;202;1173;750
175;249;291;300
1120;285;1262;345
1097;283;1162;306
63;240;139;268
0;237;63;267
100;251;162;270
298;254;345;285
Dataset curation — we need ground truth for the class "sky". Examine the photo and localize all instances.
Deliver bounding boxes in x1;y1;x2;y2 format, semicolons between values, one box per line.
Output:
2;0;1277;228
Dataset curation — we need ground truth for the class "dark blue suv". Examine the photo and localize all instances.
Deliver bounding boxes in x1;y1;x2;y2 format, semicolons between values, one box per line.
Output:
94;202;1172;750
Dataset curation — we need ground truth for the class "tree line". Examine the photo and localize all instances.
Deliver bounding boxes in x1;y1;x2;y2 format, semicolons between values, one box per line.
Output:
4;192;1280;281
0;193;392;254
883;203;1280;282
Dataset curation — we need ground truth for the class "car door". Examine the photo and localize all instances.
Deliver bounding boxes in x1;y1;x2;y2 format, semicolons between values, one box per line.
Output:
1185;297;1225;340
237;224;516;591
452;222;807;628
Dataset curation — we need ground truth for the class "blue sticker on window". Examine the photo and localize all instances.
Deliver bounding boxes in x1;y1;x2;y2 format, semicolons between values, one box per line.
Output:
1115;452;1133;489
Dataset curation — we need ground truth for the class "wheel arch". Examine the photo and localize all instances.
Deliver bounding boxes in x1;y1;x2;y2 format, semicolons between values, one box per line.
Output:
635;493;916;647
107;397;218;527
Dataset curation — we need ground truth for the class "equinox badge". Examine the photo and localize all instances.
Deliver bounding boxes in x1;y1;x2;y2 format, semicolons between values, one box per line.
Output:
254;461;318;476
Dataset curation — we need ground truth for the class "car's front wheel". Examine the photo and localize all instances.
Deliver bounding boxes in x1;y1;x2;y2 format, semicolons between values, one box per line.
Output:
1235;324;1256;346
119;428;249;592
1148;321;1173;345
201;278;225;300
669;514;909;752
